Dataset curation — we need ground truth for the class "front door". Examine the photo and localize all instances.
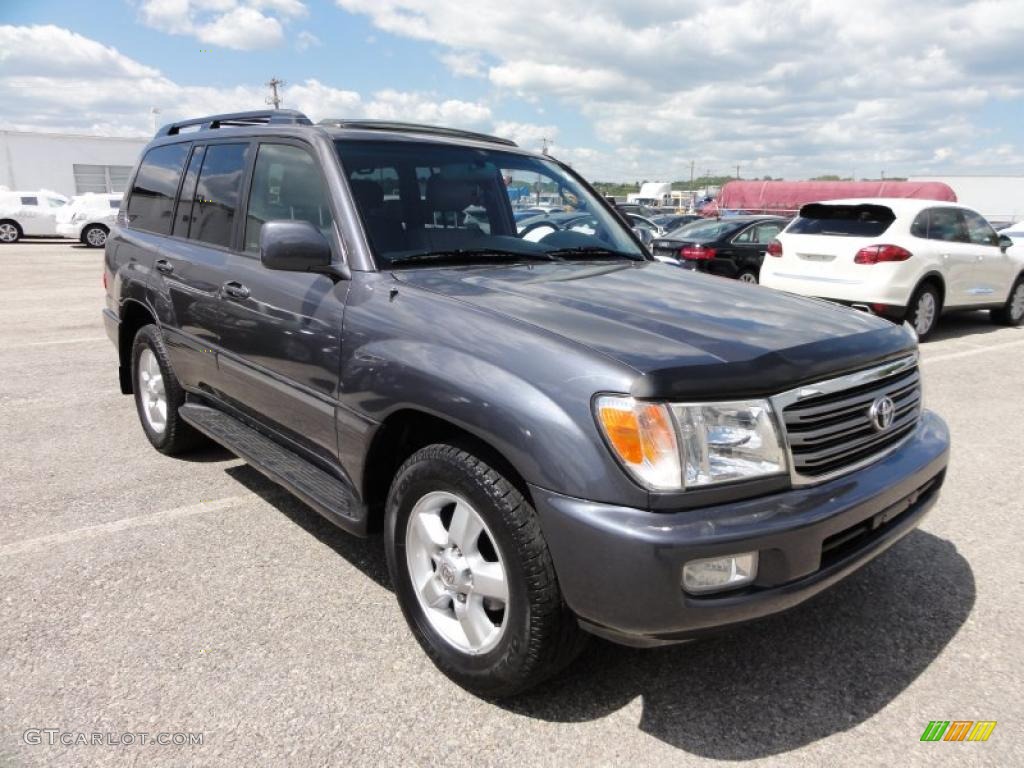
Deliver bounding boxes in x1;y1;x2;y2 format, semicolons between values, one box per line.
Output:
213;141;348;465
962;209;1015;302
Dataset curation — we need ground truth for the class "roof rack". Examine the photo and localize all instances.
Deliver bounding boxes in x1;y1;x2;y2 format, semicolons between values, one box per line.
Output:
155;109;312;137
317;119;517;147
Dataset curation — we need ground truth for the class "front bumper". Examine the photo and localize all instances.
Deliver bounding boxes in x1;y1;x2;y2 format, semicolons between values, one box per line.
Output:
532;410;949;646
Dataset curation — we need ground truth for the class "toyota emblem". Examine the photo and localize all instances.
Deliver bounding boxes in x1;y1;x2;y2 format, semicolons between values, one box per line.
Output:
868;395;896;432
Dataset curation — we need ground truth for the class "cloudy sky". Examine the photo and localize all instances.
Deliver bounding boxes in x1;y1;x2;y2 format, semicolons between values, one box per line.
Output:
1;0;1021;181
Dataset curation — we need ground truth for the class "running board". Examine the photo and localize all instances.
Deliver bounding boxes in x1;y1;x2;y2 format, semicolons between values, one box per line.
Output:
180;403;367;536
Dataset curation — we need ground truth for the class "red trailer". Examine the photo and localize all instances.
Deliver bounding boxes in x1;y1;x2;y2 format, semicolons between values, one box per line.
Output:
711;180;957;217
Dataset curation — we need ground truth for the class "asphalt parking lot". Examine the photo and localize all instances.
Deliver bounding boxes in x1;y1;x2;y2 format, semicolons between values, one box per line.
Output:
1;239;1022;767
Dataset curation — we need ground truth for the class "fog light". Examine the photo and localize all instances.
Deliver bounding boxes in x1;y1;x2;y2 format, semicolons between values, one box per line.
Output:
682;552;758;594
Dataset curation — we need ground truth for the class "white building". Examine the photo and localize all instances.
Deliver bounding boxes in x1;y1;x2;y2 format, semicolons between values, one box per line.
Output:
0;130;148;198
909;175;1024;226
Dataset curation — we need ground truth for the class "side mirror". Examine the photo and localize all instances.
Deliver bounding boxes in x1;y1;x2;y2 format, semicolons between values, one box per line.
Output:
260;220;349;280
999;234;1014;253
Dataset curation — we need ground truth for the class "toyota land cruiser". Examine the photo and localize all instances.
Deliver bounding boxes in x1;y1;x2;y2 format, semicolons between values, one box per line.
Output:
103;110;950;697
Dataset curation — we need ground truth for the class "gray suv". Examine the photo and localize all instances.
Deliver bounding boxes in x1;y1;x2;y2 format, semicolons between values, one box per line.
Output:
103;110;950;697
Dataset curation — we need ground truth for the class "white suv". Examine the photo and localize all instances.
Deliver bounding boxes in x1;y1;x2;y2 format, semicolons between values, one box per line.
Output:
760;198;1024;339
55;193;122;248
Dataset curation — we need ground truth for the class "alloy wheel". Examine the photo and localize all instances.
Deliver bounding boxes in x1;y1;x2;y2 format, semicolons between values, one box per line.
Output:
1011;284;1024;321
137;348;167;434
405;491;508;655
738;272;758;284
85;227;107;247
914;292;937;336
0;223;18;243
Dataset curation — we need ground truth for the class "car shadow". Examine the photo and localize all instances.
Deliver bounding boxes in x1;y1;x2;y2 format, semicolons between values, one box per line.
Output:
213;463;973;759
224;463;391;589
502;530;973;759
175;443;237;463
928;309;1011;342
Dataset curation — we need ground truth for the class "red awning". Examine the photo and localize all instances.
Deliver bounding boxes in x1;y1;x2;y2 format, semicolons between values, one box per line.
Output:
718;180;957;215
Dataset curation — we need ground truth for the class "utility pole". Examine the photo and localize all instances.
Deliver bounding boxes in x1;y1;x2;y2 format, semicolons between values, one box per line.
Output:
735;164;740;180
265;77;284;110
149;107;160;134
540;136;551;156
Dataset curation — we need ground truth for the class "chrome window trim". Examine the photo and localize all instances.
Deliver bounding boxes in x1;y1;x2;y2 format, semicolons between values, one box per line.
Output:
770;353;920;486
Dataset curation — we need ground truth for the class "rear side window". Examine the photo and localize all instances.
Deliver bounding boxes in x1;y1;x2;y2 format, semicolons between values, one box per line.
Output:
126;144;189;234
788;203;895;237
109;199;122;209
20;196;38;206
910;208;969;243
190;143;249;248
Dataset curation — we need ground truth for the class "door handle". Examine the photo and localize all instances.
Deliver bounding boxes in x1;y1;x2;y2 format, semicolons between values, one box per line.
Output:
221;280;250;300
155;259;174;274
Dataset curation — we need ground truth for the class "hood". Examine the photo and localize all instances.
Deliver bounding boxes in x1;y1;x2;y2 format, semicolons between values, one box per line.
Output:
393;261;917;399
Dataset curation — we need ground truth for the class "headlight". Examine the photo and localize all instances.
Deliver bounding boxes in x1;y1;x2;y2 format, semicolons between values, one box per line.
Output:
671;400;787;487
595;395;787;490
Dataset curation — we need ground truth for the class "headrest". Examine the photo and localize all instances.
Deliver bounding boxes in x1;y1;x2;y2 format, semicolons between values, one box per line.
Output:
280;168;326;209
426;176;480;212
348;178;384;211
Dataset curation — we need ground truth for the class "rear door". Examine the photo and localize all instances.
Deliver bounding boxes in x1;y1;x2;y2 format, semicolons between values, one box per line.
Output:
727;220;784;278
212;139;347;465
16;196;46;235
962;208;1014;302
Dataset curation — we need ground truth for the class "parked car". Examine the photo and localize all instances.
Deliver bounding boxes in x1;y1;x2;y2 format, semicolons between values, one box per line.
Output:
0;190;69;243
651;215;788;283
56;193;122;248
652;213;700;232
760;199;1024;339
104;110;949;697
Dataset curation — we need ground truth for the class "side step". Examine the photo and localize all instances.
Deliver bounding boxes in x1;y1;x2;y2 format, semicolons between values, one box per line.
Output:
180;403;367;536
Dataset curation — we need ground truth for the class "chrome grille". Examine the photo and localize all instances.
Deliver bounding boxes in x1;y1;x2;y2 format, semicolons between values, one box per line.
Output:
774;356;921;483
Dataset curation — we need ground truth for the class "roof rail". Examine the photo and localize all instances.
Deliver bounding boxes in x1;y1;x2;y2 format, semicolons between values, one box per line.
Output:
317;119;517;147
155;109;312;137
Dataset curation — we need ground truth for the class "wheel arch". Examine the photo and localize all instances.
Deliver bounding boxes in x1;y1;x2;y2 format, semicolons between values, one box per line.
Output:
0;218;23;239
361;408;533;533
117;299;158;394
912;271;946;310
80;221;109;243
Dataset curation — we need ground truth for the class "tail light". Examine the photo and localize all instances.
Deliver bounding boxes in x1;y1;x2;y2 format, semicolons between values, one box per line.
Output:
766;239;783;257
680;245;716;260
854;244;913;264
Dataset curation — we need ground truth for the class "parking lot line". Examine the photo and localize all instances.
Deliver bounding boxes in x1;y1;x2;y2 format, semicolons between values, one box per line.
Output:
0;495;252;558
921;336;1024;365
5;336;107;349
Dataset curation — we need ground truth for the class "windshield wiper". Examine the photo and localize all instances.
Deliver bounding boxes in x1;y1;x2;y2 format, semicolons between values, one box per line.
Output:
389;249;558;266
542;246;642;261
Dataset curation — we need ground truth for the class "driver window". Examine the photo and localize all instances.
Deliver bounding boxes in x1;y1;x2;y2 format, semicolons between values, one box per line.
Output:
962;210;999;247
245;143;333;253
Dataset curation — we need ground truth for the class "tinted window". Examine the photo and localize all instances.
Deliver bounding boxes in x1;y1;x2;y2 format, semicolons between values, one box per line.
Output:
911;208;968;243
752;222;783;244
126;143;189;234
245;144;333;253
20;196;38;206
962;210;999;247
109;199;122;209
668;219;743;243
788;203;895;237
173;146;204;239
190;143;248;248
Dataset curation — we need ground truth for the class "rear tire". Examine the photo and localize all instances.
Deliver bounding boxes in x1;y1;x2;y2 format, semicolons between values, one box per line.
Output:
906;283;941;341
0;220;21;244
991;276;1024;327
82;224;108;248
131;324;203;455
385;444;586;698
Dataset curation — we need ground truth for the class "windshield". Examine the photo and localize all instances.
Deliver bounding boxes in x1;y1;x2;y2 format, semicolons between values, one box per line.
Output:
335;140;644;267
665;219;742;242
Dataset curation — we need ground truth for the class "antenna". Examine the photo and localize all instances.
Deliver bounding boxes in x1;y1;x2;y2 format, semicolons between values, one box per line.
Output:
265;77;285;110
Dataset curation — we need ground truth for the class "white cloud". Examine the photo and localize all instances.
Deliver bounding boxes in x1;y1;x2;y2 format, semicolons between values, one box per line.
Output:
138;0;309;49
439;51;484;78
196;6;284;49
336;0;1024;178
296;30;321;51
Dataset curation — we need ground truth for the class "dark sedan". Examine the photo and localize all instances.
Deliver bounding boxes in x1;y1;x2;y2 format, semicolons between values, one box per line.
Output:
651;213;700;232
651;215;789;283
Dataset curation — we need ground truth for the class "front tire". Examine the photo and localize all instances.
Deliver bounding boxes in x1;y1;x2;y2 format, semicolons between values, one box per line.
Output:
385;444;585;698
0;220;21;244
906;283;941;340
82;224;108;248
131;324;202;454
991;276;1024;327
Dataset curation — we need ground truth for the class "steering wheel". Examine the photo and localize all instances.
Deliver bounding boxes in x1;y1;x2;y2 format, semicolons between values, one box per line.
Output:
519;220;562;242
